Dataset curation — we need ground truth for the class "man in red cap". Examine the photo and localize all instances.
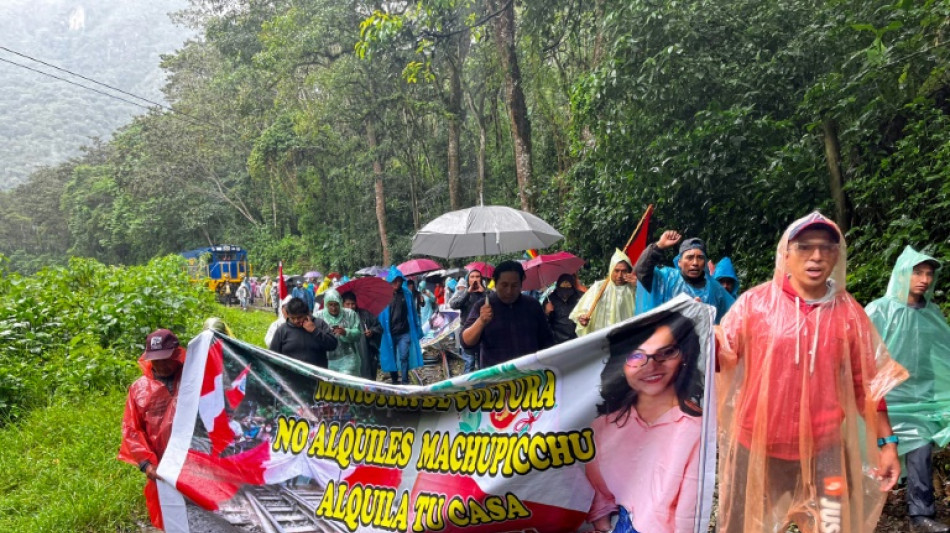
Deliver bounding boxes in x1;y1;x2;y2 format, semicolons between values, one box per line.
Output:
117;328;186;529
716;212;907;533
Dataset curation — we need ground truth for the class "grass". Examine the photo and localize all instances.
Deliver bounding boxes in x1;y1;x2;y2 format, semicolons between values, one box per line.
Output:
0;390;145;532
0;305;272;532
214;304;276;348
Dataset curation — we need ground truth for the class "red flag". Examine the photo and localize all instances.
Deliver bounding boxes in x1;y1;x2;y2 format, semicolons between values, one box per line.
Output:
624;205;654;264
277;261;288;300
175;442;269;511
225;365;250;409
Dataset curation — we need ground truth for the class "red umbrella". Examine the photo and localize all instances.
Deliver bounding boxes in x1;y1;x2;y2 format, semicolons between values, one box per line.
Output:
336;277;393;316
464;261;494;279
522;252;585;292
397;258;443;276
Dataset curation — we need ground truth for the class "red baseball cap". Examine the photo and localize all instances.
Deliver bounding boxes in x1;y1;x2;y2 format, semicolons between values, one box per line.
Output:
143;329;180;360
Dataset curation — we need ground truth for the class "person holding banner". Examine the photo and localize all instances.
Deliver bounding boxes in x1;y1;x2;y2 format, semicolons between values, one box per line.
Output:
461;260;554;368
117;329;186;529
716;211;908;533
570;249;637;336
586;311;703;533
635;232;734;323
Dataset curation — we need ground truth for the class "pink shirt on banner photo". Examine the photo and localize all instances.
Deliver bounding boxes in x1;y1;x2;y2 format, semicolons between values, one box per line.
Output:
585;405;701;533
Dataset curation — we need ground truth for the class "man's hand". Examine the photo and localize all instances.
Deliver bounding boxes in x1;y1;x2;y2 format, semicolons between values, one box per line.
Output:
364;328;374;338
144;463;162;482
876;444;900;491
578;314;590;327
657;230;682;250
332;325;346;336
622;272;637;285
478;298;493;325
544;300;554;315
302;316;317;333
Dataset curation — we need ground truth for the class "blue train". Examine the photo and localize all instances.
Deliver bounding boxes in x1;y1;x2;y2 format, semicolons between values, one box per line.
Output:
181;245;252;302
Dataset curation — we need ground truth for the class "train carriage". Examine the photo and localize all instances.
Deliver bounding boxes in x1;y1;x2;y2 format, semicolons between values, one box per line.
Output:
181;244;252;303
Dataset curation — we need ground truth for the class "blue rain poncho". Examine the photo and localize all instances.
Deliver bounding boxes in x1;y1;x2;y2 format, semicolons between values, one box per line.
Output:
417;280;437;329
316;289;363;377
569;249;636;336
378;266;424;374
635;245;734;323
712;257;740;299
865;246;950;455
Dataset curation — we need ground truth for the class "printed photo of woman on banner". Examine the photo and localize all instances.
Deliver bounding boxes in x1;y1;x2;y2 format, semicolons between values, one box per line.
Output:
139;294;715;533
587;310;705;533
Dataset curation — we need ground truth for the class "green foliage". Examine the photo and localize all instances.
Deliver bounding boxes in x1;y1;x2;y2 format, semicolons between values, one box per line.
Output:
0;390;146;532
0;254;213;420
2;0;950;313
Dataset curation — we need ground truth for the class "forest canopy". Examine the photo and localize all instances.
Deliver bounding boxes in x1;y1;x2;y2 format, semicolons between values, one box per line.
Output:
1;0;949;307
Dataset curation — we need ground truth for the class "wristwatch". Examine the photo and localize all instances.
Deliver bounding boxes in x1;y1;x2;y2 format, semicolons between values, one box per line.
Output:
877;435;899;447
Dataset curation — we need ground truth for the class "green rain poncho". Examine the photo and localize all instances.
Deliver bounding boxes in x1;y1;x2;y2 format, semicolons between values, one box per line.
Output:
317;289;363;377
866;246;950;455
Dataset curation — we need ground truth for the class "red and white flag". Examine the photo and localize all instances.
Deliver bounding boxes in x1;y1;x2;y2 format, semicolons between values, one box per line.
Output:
199;341;234;457
225;365;250;410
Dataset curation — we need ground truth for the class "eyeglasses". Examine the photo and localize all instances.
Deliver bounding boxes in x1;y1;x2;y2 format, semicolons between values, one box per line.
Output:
625;345;681;368
788;242;839;256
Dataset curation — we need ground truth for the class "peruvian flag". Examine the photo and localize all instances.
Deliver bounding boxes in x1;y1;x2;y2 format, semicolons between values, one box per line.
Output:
199;341;234;456
278;261;288;300
225;365;250;410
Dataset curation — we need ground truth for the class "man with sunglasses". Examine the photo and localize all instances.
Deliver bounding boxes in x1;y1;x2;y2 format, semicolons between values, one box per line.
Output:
715;212;908;533
635;231;734;323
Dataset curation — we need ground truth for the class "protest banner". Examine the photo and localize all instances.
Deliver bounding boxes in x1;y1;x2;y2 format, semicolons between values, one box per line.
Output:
153;295;716;532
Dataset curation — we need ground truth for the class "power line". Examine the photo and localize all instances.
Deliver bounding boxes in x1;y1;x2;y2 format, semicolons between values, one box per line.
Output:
0;55;159;113
0;46;225;131
0;45;170;111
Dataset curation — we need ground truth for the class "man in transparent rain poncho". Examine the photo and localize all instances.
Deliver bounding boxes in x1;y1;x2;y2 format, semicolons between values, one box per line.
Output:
716;212;908;533
866;246;950;533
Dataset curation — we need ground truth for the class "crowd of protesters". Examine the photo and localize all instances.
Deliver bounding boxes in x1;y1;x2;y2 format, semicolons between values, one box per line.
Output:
121;209;950;533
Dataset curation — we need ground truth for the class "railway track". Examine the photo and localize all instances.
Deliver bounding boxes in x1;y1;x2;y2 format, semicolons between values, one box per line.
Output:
215;483;349;533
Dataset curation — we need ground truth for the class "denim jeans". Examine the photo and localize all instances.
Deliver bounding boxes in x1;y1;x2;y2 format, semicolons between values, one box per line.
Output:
394;333;411;384
615;507;640;533
460;347;478;374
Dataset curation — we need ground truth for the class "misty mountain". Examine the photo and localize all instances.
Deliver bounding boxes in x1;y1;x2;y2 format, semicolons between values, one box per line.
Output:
0;0;193;189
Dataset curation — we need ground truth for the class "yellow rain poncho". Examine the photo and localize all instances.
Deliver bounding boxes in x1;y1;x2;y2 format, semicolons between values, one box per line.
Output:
866;246;950;455
715;212;908;533
569;249;636;337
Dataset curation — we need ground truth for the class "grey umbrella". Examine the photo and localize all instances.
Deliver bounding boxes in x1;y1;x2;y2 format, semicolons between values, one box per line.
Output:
410;205;563;259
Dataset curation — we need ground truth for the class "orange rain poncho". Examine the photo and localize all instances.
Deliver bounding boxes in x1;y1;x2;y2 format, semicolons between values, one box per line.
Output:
715;212;908;533
117;346;186;529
